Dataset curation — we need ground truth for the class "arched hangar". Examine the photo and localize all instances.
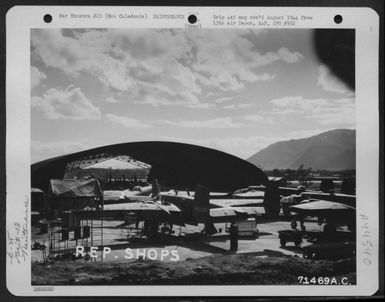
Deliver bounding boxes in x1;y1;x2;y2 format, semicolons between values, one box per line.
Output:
31;141;267;192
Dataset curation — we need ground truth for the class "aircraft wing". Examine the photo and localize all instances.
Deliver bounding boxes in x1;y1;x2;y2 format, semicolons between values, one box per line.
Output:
103;190;126;202
209;206;262;222
210;199;264;208
230;207;264;215
290;200;355;213
210;192;232;198
209;208;239;218
300;192;356;207
232;190;265;199
156;203;182;214
289;200;355;227
159;192;194;202
210;202;264;217
278;187;303;196
240;185;301;197
103;202;168;213
123;195;154;203
73;201;172;220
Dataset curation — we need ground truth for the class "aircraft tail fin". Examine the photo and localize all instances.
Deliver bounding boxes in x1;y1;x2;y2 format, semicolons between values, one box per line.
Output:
193;185;210;221
194;184;209;207
263;183;281;217
151;179;161;198
194;185;217;234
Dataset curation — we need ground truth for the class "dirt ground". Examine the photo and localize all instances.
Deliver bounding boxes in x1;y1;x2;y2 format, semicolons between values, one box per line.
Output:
32;253;356;285
31;217;356;285
32;217;350;262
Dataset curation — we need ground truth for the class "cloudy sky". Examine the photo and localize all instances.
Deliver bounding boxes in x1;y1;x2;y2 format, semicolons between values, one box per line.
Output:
31;28;355;163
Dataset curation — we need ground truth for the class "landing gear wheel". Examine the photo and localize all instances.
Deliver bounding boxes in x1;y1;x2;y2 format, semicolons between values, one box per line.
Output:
291;221;298;229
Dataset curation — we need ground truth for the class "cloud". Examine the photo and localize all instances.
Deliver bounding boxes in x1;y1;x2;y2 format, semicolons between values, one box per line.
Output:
31;29;203;108
32;140;89;163
203;94;254;109
31;66;46;88
192;31;303;91
269;108;298;115
214;95;243;104
31;86;101;120
317;65;351;94
223;103;254;109
31;29;303;108
270;95;355;127
105;97;121;103
135;81;208;109
190;29;303;92
157;114;273;129
157;117;247;129
141;98;207;108
243;114;274;124
270;96;302;107
105;113;151;128
277;47;304;63
250;73;275;81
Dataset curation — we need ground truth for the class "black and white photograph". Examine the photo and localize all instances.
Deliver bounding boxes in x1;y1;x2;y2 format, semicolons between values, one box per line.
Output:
29;26;358;285
4;5;381;297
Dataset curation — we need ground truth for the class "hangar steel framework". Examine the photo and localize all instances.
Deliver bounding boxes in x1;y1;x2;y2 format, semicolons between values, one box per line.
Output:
65;153;152;171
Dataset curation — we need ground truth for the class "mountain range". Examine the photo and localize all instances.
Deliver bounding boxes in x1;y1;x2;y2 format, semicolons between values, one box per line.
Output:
247;129;356;170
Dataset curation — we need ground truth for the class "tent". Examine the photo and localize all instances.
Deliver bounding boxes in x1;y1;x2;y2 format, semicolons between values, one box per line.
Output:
50;179;103;198
48;179;103;213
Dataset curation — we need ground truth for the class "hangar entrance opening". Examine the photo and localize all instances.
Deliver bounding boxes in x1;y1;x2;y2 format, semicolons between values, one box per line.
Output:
63;154;152;191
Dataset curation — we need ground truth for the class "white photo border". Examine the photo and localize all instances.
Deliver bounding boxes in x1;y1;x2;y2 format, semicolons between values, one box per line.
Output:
6;5;380;296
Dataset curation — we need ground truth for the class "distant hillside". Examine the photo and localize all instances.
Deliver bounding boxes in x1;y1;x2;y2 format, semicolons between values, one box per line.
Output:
247;129;355;170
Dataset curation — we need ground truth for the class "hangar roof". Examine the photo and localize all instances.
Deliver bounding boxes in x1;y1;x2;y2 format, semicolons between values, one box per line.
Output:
31;141;267;192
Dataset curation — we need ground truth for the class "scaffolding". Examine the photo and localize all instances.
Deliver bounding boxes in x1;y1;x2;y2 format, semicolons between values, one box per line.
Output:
47;210;104;261
48;220;66;257
65;153;151;171
89;211;104;260
47;178;105;261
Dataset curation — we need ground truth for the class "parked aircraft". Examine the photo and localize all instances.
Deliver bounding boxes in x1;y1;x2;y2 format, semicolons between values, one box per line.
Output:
288;199;355;233
260;184;355;204
248;184;356;212
239;183;356;233
99;184;265;235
